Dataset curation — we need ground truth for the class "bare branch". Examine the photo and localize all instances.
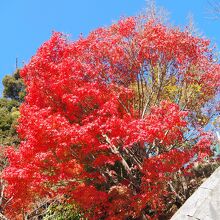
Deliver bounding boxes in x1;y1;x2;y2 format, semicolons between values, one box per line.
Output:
206;0;220;19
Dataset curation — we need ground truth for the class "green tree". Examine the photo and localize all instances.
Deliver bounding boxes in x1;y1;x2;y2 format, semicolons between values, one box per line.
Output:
2;69;25;102
0;69;25;147
0;98;20;146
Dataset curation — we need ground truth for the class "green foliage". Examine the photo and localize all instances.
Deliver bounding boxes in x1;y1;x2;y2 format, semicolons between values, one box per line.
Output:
0;98;20;110
43;203;84;220
0;99;20;171
0;69;25;147
2;69;25;102
0;98;20;146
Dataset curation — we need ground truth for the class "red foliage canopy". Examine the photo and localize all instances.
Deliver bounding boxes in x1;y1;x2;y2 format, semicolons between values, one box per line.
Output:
2;17;220;219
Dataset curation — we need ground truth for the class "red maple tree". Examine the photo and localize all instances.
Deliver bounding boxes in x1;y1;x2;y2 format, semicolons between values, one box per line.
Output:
2;17;220;219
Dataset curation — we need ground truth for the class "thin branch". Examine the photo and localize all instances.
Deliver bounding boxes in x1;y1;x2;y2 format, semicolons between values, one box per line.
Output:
103;134;131;174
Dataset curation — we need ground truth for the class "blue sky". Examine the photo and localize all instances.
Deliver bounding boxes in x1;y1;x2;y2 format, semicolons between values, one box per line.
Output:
0;0;219;93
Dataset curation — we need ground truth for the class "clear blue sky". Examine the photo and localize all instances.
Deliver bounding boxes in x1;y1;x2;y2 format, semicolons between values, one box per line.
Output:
0;0;219;93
